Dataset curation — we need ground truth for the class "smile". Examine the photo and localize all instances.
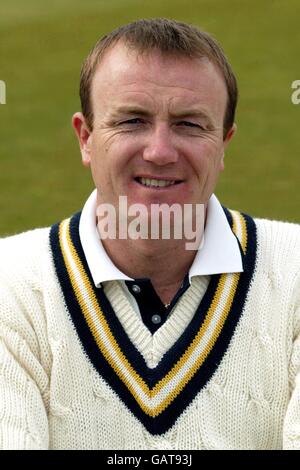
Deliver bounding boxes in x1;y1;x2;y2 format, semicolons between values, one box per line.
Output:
135;177;182;188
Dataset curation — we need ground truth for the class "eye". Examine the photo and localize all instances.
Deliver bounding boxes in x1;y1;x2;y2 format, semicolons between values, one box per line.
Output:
178;121;202;128
120;118;144;125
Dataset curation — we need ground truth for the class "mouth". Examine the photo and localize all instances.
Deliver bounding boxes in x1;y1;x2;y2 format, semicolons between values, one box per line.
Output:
134;177;183;188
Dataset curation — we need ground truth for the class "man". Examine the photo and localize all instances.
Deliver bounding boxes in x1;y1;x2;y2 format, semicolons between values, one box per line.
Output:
0;18;299;450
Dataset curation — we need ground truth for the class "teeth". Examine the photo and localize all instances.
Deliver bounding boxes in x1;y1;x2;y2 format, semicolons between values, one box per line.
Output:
139;178;176;187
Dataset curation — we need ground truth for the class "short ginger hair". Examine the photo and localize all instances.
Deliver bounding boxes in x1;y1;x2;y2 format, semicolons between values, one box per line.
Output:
79;18;238;138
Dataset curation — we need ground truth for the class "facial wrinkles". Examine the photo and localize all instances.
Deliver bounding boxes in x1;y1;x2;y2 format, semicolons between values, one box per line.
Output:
130;59;226;126
95;89;221;140
91;57;227;157
93;45;227;116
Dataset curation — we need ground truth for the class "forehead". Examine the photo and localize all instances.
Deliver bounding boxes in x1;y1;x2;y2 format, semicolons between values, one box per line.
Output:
90;43;227;114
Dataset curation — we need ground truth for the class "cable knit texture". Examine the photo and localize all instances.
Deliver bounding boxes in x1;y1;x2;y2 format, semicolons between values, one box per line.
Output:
0;214;300;450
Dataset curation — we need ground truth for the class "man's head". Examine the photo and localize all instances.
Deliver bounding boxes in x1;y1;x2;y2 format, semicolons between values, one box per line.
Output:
73;18;237;215
79;18;238;139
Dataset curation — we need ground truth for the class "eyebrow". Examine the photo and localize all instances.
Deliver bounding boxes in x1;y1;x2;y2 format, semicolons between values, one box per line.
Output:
111;106;152;118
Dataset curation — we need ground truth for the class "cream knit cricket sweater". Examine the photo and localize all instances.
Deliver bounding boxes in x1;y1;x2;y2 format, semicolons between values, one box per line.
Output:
0;208;300;450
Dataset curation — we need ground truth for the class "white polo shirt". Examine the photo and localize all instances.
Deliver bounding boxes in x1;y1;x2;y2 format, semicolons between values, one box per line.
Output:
79;189;243;287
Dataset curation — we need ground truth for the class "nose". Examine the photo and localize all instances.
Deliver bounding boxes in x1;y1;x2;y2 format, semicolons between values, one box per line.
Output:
142;123;179;166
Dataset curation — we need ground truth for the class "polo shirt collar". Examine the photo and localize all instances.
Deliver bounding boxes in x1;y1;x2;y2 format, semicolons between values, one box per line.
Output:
79;189;243;288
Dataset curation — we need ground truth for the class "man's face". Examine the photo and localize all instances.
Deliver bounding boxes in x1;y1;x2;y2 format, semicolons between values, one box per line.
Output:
74;43;235;212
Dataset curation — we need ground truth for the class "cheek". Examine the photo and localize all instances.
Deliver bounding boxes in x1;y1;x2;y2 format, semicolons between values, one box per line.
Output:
188;141;223;173
88;144;110;189
113;133;145;157
89;137;138;186
107;137;145;178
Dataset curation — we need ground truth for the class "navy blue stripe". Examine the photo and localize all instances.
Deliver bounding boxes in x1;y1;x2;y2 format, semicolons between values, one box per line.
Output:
222;206;233;228
146;211;258;434
49;217;152;423
67;212;219;385
49;209;257;435
223;206;245;264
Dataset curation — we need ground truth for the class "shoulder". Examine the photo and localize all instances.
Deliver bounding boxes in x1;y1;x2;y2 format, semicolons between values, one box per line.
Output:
0;226;50;250
0;226;51;260
0;226;52;289
0;226;59;352
0;228;54;403
253;216;300;264
248;216;300;298
253;215;300;237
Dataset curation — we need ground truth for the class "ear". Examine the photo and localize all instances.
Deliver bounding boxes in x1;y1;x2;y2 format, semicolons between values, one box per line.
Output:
220;123;237;170
224;123;237;147
72;112;92;167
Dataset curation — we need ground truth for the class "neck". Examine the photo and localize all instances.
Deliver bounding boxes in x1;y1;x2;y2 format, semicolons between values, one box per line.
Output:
96;195;206;304
100;236;198;304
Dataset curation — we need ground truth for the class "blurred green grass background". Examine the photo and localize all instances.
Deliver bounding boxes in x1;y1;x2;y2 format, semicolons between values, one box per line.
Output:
0;0;299;236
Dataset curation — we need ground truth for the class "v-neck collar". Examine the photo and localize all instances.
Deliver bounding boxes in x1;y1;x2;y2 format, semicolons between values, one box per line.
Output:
50;208;257;435
102;275;210;368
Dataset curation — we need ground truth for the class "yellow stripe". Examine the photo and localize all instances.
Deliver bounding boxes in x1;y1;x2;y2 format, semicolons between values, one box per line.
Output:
59;221;151;401
151;273;240;416
64;220;231;412
230;210;247;254
59;211;248;417
149;210;248;411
